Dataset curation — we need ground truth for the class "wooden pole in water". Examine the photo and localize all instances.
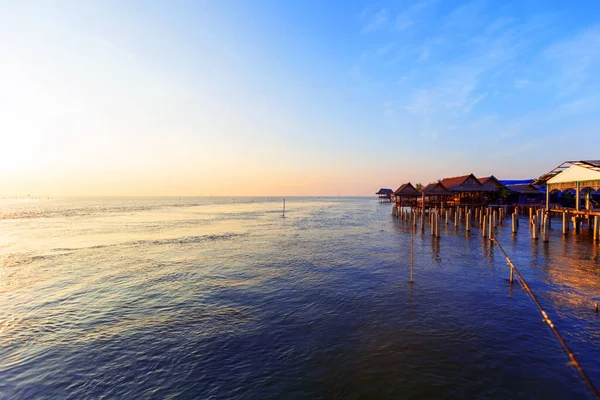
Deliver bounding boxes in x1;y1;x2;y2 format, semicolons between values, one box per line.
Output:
532;216;538;240
562;211;568;235
454;209;458;228
482;216;487;238
430;209;435;236
512;212;518;234
410;224;414;283
489;213;494;240
594;216;599;242
421;194;425;233
283;198;286;218
543;214;550;242
466;211;471;232
436;213;440;238
529;207;533;222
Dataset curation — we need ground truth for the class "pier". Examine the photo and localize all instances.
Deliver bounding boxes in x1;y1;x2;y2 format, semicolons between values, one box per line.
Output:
386;160;600;245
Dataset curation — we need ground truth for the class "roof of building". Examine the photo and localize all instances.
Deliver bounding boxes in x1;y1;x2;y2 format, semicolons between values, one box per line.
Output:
440;173;497;192
421;181;452;195
376;188;394;195
500;179;535;186
506;184;543;195
439;174;472;189
478;175;505;188
544;161;600;191
537;160;600;185
393;182;420;196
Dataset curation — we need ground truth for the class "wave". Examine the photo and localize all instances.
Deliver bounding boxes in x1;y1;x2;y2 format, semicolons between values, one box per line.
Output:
51;232;245;252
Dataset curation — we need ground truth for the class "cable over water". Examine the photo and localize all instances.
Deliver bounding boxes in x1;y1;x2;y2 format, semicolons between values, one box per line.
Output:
491;238;600;400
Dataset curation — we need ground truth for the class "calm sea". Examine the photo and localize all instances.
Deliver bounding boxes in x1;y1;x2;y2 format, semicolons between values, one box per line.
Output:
1;197;599;399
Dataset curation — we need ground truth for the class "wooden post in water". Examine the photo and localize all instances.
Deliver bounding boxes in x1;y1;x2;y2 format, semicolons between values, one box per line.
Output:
489;213;494;240
445;209;449;225
421;193;426;233
543;214;550;242
562;211;568;235
512;212;518;234
410;224;414;283
532;216;538;240
529;207;533;222
492;211;497;229
431;210;435;236
594;216;599;242
466;211;471;232
283;198;286;218
454;210;458;228
482;216;487;238
436;213;440;238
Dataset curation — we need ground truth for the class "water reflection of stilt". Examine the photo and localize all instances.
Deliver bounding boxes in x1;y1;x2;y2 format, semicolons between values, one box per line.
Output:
542;240;551;259
531;237;539;268
430;237;441;263
481;238;494;264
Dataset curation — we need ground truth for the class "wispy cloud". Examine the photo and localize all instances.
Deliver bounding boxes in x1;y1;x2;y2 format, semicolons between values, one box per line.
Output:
375;42;395;56
393;0;438;32
349;0;600;170
542;25;600;97
514;79;530;89
361;8;389;32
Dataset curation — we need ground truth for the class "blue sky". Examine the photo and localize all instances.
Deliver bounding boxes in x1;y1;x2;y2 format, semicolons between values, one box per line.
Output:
1;0;600;195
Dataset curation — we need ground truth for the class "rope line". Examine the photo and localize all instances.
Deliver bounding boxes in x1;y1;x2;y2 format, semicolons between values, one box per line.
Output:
491;237;600;399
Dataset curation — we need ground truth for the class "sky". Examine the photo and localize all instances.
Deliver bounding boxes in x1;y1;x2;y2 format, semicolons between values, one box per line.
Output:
1;0;600;196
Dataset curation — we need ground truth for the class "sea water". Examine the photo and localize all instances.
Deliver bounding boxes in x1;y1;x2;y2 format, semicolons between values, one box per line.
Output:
1;197;599;398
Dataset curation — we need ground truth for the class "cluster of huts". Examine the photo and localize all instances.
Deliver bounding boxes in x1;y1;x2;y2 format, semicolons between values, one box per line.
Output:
376;174;543;207
377;160;600;213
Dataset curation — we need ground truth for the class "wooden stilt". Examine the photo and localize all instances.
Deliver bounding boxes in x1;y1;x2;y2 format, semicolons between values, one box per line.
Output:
466;211;471;232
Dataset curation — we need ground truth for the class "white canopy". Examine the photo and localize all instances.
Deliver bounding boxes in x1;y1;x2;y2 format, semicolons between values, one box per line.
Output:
547;163;600;185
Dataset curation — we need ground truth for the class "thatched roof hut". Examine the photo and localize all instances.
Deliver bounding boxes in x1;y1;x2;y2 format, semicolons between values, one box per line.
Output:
394;182;420;197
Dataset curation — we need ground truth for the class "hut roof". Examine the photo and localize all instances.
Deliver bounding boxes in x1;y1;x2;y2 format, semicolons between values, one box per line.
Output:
393;182;420;197
506;184;542;195
376;188;394;195
440;174;472;189
478;175;505;189
421;181;451;195
440;173;497;192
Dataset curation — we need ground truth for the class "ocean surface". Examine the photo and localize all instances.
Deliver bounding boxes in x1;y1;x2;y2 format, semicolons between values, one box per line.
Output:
1;197;599;399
